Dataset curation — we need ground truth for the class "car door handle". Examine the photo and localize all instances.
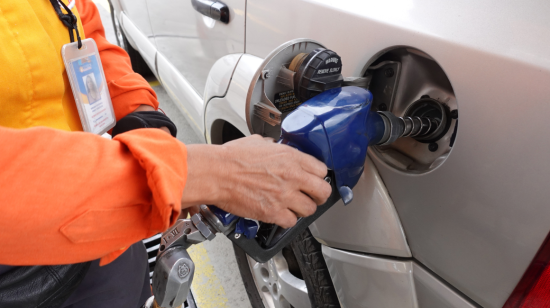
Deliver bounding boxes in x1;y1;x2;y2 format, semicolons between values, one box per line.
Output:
191;0;230;24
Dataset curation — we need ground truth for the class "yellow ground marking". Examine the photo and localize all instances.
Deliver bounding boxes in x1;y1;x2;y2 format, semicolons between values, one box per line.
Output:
187;244;229;308
148;80;161;87
91;0;111;12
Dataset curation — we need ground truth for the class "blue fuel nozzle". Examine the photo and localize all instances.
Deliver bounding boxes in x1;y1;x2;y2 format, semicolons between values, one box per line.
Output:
279;86;385;204
208;86;385;241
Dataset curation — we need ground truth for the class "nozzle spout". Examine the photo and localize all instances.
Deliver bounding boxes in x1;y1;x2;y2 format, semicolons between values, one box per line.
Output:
375;111;444;146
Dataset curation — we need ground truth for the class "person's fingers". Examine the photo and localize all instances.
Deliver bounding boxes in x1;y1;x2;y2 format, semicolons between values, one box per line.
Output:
263;136;276;143
299;174;332;205
286;165;331;205
273;209;299;229
287;192;318;217
295;151;328;179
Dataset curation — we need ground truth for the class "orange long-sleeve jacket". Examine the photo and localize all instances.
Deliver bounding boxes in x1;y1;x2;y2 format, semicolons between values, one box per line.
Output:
0;0;186;266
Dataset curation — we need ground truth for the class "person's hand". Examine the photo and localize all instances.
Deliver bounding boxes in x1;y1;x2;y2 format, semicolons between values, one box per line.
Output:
181;135;332;228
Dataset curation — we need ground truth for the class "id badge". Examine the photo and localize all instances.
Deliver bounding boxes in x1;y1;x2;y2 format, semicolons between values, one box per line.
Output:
62;38;116;135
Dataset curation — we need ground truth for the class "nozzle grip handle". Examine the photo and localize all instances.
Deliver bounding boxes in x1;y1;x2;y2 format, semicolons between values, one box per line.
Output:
228;170;339;263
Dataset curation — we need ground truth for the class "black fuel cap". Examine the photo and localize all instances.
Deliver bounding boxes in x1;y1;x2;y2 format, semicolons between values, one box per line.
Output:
292;48;344;103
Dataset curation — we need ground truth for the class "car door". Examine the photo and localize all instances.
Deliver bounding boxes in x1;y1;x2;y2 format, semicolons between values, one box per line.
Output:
118;0;154;37
146;0;245;134
117;0;157;71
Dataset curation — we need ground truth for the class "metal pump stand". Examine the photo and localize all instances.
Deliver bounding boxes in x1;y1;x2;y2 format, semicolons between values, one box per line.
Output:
142;205;236;308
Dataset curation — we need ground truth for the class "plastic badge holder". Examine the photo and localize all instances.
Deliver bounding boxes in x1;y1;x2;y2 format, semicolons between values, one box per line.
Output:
62;38;116;135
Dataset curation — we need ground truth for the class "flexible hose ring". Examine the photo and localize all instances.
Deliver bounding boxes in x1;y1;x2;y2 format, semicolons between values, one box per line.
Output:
410;117;423;137
403;116;415;137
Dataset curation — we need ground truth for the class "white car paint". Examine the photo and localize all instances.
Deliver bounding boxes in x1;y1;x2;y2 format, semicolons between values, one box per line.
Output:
204;54;243;101
310;156;412;258
157;52;204;137
323;245;477;308
146;0;246;96
120;12;158;78
205;54;262;142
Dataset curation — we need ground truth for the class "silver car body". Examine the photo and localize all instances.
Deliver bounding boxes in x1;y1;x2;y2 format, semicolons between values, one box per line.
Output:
110;0;550;307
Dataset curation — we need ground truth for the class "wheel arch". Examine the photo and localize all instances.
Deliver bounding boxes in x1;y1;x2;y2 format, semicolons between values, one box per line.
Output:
209;119;246;145
204;54;260;144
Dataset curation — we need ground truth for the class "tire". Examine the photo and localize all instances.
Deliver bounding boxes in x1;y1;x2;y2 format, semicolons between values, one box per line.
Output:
108;1;153;77
234;228;341;308
234;242;265;307
290;229;340;308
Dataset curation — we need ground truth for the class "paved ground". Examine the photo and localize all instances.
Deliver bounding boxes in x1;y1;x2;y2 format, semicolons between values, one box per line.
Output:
92;1;253;307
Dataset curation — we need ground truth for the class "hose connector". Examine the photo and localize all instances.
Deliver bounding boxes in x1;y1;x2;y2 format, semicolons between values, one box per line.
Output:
376;111;442;145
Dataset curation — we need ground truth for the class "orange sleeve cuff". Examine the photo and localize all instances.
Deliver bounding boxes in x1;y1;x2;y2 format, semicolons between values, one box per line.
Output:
97;131;187;266
60;129;187;266
113;129;187;233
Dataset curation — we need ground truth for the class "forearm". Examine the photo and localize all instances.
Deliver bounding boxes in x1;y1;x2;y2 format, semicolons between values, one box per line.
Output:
181;144;225;208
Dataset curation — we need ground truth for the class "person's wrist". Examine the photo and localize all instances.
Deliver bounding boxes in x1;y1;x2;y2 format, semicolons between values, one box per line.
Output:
181;144;226;208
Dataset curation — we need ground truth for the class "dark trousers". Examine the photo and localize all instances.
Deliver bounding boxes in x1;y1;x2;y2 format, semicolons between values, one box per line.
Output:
61;242;152;308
